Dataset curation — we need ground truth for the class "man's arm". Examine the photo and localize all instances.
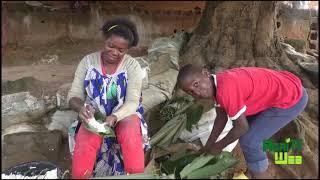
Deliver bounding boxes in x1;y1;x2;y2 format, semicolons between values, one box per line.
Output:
204;107;229;148
215;113;249;150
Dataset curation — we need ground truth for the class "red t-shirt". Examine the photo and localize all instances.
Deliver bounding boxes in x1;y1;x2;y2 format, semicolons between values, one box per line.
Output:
212;67;303;120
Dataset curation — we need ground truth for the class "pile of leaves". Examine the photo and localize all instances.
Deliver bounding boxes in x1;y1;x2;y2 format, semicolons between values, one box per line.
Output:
160;151;238;179
151;97;204;147
94;151;238;179
149;97;238;179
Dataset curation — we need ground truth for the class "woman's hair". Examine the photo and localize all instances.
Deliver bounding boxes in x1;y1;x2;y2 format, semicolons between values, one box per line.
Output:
101;18;139;47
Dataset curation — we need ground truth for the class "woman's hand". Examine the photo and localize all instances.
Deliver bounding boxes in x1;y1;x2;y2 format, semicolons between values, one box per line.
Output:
105;115;118;127
79;103;95;124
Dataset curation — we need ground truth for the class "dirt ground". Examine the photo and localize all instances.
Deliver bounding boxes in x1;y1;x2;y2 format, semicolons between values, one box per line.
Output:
2;38;147;97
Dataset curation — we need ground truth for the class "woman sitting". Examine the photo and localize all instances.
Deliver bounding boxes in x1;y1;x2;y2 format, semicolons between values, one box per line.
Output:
67;18;149;179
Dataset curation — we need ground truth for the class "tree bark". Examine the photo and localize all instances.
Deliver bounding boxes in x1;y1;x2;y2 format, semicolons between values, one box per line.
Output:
180;1;315;89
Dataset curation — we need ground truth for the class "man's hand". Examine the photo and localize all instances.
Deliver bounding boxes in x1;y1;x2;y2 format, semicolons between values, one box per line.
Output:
201;143;223;156
205;107;228;150
105;115;118;127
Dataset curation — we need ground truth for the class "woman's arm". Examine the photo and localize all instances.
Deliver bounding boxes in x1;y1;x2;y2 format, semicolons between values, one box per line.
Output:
69;97;85;113
67;56;87;104
112;57;144;121
69;97;95;122
67;56;95;121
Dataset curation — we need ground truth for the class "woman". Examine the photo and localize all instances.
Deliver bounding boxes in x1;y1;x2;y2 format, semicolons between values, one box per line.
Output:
67;18;149;178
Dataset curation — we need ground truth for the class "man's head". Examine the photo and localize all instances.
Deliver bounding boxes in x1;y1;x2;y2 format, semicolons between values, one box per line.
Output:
177;64;214;99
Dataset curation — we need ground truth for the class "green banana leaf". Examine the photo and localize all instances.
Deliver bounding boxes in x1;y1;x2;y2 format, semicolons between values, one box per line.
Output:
186;104;204;132
160;103;179;122
158;118;184;147
180;153;215;179
154;113;190;148
161;151;202;178
150;125;175;146
150;115;181;146
161;151;238;179
150;119;179;145
152;101;195;147
172;117;187;143
186;152;238;179
174;102;194;115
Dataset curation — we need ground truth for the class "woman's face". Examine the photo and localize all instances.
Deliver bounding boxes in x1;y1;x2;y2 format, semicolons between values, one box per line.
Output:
102;35;129;64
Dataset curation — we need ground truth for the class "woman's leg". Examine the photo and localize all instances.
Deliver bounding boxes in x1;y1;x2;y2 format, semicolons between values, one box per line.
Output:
116;114;144;174
240;88;308;178
72;124;103;179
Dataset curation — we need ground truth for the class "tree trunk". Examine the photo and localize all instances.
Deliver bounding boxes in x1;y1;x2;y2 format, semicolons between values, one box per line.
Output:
181;1;315;89
2;2;8;49
180;1;318;178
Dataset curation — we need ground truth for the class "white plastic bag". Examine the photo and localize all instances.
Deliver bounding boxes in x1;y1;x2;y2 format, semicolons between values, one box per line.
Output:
135;56;150;89
68;120;78;156
179;108;238;152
